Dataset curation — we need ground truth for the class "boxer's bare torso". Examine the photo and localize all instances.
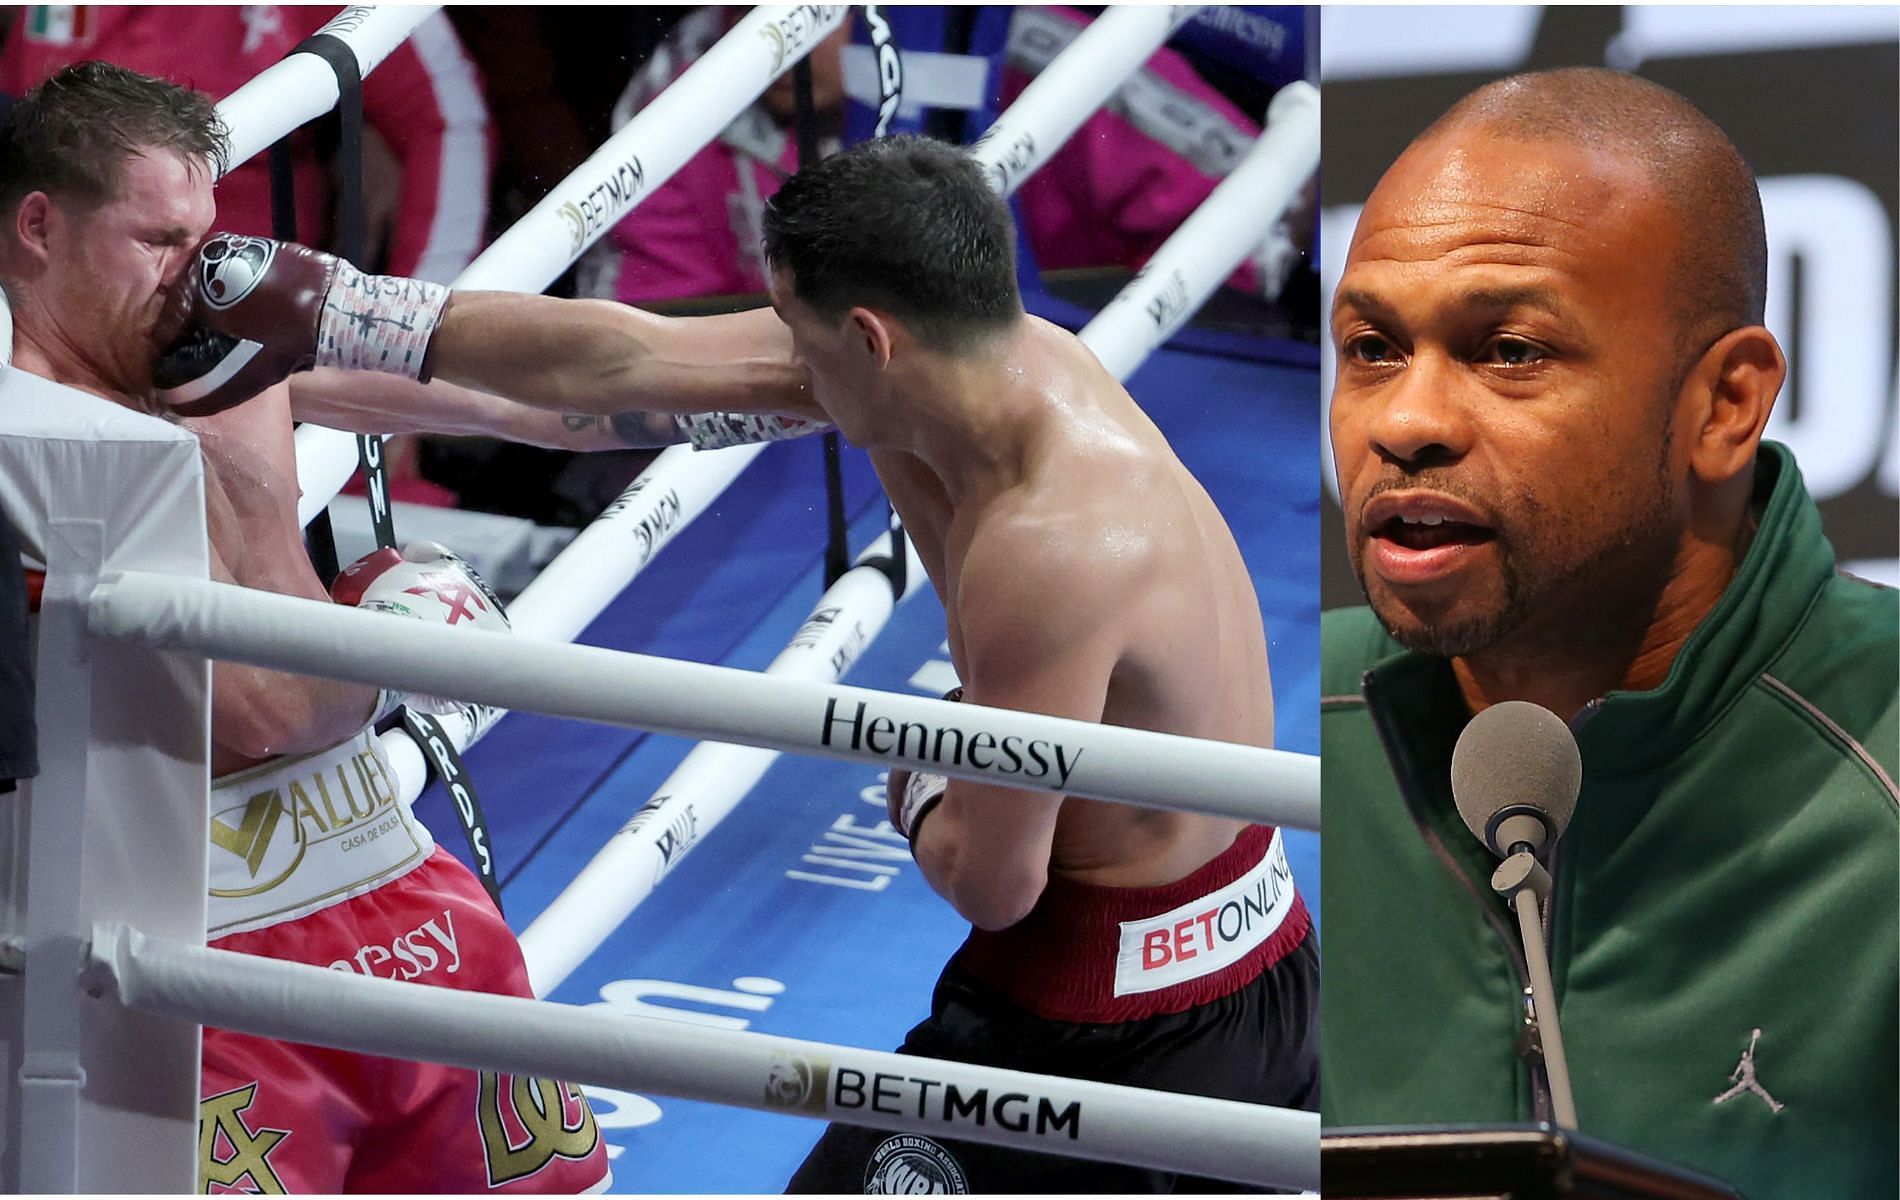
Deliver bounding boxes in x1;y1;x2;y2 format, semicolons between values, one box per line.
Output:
10;338;357;776
871;316;1269;890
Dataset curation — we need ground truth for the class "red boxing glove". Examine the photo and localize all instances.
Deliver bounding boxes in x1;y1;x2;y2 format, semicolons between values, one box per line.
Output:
153;234;449;416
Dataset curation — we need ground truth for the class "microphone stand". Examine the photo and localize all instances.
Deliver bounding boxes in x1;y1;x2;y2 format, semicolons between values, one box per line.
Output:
1492;848;1578;1129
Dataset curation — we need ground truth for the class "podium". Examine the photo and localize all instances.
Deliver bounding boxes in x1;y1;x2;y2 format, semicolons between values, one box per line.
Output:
1322;1126;1744;1200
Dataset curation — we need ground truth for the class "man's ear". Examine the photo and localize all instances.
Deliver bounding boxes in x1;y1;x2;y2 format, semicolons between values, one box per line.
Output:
1679;325;1785;485
13;192;56;265
848;306;894;370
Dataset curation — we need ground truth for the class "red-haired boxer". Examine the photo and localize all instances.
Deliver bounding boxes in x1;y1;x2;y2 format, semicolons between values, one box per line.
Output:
1;62;812;1191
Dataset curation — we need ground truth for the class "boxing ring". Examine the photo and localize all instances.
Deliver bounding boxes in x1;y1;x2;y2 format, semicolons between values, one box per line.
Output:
1;5;1322;1193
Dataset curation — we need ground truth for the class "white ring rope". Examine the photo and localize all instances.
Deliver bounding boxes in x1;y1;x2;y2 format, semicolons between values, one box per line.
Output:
346;5;1286;807
520;531;923;997
294;4;852;523
1080;81;1320;380
377;440;767;806
518;98;1324;989
87;922;1319;1190
215;5;440;173
86;570;1321;831
507;444;766;647
970;5;1203;196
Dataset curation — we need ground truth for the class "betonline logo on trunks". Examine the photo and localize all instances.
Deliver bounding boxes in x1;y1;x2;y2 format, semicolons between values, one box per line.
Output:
819;698;1082;789
1114;832;1296;997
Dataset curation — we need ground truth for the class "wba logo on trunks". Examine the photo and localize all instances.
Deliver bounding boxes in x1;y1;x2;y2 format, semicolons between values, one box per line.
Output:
207;727;434;937
1113;828;1296;997
865;1135;969;1195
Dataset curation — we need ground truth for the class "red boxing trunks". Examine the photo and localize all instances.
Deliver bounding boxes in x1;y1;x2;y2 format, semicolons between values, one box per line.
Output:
200;847;610;1194
200;731;608;1193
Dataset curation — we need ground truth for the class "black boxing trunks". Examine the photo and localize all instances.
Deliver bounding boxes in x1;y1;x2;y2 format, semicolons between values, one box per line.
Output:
785;825;1318;1194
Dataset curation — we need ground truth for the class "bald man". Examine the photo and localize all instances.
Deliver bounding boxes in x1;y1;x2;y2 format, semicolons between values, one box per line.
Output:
1321;68;1896;1199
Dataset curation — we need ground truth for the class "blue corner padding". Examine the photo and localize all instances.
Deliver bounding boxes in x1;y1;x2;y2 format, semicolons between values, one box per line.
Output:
412;346;1319;1192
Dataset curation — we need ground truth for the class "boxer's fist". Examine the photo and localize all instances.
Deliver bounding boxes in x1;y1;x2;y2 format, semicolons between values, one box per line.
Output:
152;235;326;415
887;685;964;842
332;541;509;718
887;767;948;842
153;233;449;415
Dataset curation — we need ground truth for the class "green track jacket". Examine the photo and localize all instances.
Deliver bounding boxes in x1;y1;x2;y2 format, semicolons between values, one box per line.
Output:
1320;442;1897;1200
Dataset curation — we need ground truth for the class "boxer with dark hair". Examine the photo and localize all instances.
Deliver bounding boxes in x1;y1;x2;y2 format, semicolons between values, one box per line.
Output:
764;136;1316;1194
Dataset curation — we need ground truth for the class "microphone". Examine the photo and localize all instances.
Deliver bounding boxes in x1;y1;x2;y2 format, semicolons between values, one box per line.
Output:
1451;700;1583;1130
1452;700;1581;856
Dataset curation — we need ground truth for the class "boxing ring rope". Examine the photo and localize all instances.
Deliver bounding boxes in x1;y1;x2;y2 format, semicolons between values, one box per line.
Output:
87;570;1319;830
377;441;769;800
1081;81;1320;380
28;6;1322;1187
519;87;1324;996
85;922;1319;1190
520;531;923;995
970;5;1199;193
215;5;439;170
292;3;853;522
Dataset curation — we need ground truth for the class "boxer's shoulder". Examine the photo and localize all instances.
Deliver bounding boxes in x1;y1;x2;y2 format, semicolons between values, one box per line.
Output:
947;506;1143;688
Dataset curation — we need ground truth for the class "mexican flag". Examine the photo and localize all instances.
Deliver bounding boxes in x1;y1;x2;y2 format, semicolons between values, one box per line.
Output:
24;6;95;47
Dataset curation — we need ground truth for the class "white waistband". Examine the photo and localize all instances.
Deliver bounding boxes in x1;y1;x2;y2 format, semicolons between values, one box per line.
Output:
208;727;435;938
1112;829;1296;998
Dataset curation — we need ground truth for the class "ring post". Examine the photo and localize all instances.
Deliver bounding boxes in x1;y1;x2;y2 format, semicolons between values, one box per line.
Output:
0;381;211;1194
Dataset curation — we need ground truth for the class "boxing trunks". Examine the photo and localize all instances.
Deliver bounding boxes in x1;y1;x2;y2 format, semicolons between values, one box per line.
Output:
787;825;1317;1194
200;729;609;1193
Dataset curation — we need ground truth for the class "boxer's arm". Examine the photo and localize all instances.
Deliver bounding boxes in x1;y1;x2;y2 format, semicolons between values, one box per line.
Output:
156;237;815;426
206;540;381;761
428;294;819;421
288;368;684;450
908;525;1121;931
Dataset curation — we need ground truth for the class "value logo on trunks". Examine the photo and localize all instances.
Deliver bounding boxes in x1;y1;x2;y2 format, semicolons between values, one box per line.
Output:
1114;830;1296;997
209;742;400;897
865;1135;969;1195
819;699;1082;790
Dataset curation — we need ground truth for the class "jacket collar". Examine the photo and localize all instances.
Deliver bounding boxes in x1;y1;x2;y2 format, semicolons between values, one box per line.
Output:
1363;441;1836;773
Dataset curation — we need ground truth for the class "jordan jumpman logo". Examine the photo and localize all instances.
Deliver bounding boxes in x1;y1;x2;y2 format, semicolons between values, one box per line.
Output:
1712;1028;1784;1113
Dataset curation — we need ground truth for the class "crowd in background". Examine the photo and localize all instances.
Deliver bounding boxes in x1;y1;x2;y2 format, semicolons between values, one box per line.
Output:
0;5;1311;524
